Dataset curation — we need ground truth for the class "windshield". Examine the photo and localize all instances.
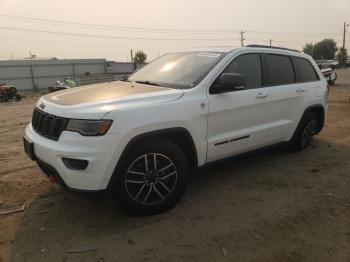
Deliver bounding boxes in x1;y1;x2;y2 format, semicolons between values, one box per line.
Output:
127;51;226;89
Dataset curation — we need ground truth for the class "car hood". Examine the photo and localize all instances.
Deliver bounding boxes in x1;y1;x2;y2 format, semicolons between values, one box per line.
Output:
39;81;184;119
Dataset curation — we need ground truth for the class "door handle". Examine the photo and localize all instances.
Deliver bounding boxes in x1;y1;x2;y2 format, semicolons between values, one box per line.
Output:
255;92;268;98
296;87;306;93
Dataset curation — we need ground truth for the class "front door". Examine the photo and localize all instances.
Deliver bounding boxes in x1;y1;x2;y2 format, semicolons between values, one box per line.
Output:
206;53;272;162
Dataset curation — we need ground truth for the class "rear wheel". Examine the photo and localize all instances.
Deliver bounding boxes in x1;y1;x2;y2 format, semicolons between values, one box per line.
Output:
288;112;318;152
115;138;189;215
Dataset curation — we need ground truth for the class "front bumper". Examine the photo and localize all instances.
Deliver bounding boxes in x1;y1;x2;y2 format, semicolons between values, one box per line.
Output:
25;123;122;191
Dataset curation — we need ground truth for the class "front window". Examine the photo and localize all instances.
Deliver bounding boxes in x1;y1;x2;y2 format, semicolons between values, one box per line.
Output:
222;54;262;89
127;51;226;89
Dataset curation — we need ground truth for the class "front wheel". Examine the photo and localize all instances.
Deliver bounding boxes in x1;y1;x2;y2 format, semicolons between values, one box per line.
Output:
114;138;190;215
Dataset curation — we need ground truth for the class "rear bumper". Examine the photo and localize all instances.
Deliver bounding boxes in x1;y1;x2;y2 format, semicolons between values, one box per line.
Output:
25;123;123;191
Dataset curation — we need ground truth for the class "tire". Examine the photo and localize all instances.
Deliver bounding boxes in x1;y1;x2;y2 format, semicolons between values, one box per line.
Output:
15;94;22;101
114;138;190;215
288;112;318;152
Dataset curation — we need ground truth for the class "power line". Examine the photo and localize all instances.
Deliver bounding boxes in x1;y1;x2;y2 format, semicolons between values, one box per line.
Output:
247;37;308;44
1;26;344;52
0;14;241;33
0;14;346;55
0;36;199;54
248;30;342;37
0;14;343;37
0;26;339;51
0;35;132;49
0;26;240;41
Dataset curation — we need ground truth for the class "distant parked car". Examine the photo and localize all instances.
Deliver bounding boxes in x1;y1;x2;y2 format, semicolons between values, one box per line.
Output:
0;83;22;102
316;60;339;70
318;63;337;85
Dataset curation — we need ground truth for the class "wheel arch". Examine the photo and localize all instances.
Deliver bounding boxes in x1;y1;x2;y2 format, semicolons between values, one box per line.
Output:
107;127;198;189
301;104;325;134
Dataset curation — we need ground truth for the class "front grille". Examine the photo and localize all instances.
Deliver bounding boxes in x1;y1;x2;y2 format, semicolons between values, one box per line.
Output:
32;108;69;140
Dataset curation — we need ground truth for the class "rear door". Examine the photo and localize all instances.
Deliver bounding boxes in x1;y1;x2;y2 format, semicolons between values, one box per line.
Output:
206;53;272;162
265;54;315;142
293;56;322;98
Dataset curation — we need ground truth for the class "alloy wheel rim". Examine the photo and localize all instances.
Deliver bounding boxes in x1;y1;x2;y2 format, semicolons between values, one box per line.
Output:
125;153;178;206
301;120;316;149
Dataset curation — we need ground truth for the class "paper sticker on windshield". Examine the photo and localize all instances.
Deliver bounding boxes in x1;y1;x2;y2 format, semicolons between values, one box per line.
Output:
197;52;221;58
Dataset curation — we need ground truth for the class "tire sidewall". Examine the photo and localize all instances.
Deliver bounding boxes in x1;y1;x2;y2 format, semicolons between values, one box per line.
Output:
115;138;189;215
290;112;318;152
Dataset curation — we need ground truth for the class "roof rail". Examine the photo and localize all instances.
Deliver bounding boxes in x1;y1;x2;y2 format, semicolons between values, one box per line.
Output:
245;45;300;53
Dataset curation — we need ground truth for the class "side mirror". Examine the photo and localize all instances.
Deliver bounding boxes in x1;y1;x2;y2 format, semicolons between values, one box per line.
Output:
211;73;246;94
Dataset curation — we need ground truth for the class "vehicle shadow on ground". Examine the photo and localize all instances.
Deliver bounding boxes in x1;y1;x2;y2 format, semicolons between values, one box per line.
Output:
11;139;350;262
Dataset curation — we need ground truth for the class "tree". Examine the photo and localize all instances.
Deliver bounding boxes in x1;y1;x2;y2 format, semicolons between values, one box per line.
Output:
336;47;348;67
302;43;314;56
311;39;337;60
134;50;147;64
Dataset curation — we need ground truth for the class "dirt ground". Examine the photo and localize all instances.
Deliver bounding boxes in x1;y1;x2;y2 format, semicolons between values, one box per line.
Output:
1;70;350;262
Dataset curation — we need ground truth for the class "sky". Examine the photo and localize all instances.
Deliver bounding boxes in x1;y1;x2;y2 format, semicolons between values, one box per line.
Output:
0;0;349;61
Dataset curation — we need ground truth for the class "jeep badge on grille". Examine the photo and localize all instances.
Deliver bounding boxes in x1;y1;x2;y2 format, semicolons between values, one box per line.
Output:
39;103;45;110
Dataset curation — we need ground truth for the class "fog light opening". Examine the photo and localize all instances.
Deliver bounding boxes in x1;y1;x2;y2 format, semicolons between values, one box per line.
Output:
62;158;89;170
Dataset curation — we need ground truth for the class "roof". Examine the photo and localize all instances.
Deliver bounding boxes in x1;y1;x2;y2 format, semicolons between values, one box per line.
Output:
188;45;302;55
245;45;300;53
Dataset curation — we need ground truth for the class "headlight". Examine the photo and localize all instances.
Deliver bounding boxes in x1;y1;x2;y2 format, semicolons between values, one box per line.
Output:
66;119;113;136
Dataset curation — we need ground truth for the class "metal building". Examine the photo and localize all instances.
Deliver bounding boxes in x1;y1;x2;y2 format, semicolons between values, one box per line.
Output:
0;58;143;90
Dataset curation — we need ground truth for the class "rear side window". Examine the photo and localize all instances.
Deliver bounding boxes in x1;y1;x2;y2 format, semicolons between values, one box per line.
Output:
293;57;319;82
223;54;262;89
265;54;295;85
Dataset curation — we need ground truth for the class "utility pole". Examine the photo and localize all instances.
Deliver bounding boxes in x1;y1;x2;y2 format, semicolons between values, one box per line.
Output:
269;39;272;46
130;49;134;63
343;22;346;52
239;30;246;47
342;22;349;66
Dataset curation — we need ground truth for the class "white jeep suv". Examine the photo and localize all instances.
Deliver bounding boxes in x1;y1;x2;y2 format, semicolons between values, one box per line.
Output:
24;46;328;214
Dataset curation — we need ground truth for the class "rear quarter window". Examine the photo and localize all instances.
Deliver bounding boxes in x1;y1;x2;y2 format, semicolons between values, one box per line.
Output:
265;54;295;86
293;57;319;82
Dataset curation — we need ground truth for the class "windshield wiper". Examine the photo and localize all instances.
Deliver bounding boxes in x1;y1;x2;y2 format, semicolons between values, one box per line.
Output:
135;80;161;86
